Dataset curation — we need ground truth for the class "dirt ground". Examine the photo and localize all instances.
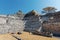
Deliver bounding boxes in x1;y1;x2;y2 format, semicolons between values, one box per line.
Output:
0;32;59;40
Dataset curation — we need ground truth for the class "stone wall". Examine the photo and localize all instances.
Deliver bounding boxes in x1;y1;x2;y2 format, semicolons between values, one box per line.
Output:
0;16;25;34
24;16;41;32
0;14;41;34
43;22;60;35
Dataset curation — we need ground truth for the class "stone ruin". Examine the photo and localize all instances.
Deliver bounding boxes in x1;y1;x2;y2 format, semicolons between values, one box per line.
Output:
0;10;60;37
0;10;41;34
0;15;25;34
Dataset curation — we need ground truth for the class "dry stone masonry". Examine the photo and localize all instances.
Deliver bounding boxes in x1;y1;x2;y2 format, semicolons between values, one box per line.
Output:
0;10;60;35
0;10;41;34
0;15;25;34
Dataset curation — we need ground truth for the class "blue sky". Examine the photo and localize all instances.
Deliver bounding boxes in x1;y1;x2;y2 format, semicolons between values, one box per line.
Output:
0;0;60;14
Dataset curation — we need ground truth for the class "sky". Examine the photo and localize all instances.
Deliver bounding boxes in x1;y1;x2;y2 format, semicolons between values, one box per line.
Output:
0;0;60;15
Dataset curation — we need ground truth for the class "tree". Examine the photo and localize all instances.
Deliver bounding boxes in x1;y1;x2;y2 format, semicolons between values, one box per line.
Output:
42;7;57;13
16;10;23;17
16;10;22;15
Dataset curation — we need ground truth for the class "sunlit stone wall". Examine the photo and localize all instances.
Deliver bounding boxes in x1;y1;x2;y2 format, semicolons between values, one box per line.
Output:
0;15;41;34
0;15;25;34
